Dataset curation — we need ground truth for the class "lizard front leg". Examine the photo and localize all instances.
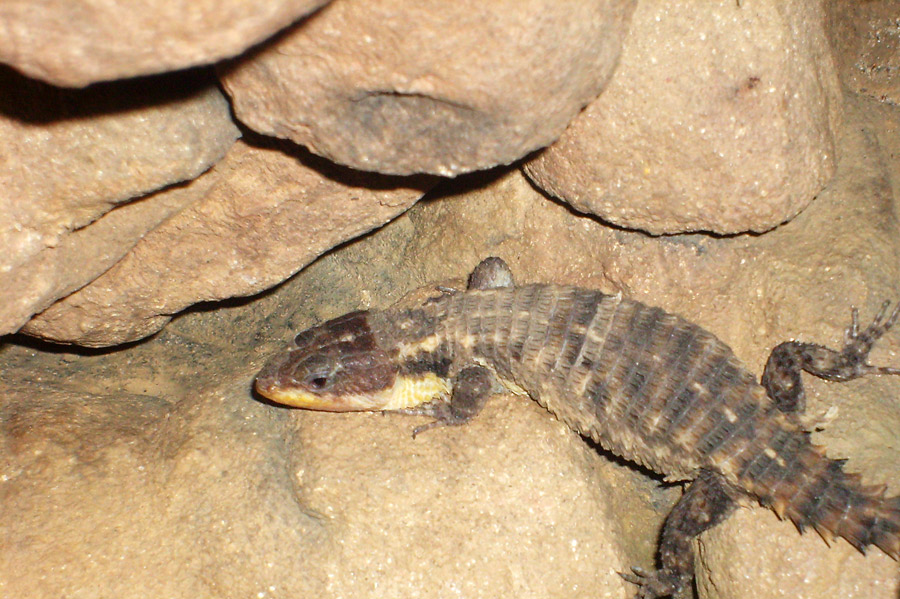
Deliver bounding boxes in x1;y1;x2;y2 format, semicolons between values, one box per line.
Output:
394;258;512;436
427;256;515;301
395;365;496;438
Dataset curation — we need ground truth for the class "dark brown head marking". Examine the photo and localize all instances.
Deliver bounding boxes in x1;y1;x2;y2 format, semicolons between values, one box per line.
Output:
255;311;398;410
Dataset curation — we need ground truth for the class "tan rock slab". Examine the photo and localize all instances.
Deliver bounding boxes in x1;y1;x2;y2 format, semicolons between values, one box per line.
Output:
0;68;239;336
220;0;635;176
0;378;318;599
698;508;898;599
2;72;898;599
21;138;435;347
288;398;633;598
828;0;900;105
0;0;330;87
524;0;842;235
0;188;201;338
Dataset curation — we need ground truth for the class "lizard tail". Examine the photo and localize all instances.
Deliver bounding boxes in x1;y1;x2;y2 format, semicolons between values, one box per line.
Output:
782;457;900;558
736;425;900;559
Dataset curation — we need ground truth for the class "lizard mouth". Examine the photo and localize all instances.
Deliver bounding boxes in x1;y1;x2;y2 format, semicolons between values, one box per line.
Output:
254;375;346;410
254;364;372;411
254;351;320;408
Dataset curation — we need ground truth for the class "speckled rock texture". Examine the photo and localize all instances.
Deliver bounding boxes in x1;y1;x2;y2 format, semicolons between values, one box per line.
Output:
3;91;899;598
0;374;316;598
524;0;842;235
21;138;434;347
220;0;635;176
1;1;900;598
0;68;239;337
0;0;330;86
828;0;900;105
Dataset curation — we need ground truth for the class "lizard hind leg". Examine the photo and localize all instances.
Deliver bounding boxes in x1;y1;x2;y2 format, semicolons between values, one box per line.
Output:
621;469;736;599
761;299;900;414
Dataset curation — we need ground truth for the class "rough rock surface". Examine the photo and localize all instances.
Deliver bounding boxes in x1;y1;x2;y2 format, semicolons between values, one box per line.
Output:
220;0;635;176
21;138;434;347
0;373;316;598
1;5;899;598
827;0;900;105
0;189;200;340
4;90;896;598
0;0;330;87
0;68;239;336
524;0;842;235
0;256;659;599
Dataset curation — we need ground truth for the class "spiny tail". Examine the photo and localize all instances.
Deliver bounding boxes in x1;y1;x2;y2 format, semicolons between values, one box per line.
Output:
781;459;900;558
735;421;900;558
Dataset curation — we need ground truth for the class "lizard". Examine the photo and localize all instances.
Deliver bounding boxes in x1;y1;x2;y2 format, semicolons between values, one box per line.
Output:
255;257;900;598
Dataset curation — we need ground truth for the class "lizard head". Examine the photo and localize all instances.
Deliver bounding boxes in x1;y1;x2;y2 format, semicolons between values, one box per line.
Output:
255;311;399;411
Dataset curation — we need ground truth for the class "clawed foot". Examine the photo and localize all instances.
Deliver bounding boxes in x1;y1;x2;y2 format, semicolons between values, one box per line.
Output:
391;399;464;438
619;566;687;599
762;299;900;411
800;404;840;432
435;285;459;296
425;285;461;304
841;300;900;377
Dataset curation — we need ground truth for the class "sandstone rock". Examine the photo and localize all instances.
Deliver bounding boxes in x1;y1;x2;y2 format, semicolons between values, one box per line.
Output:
698;508;897;599
0;0;330;87
524;0;842;235
21;138;434;347
0;188;201;339
0;68;239;336
3;94;898;596
827;0;900;105
286;397;634;598
220;0;635;176
2;13;898;599
0;378;316;598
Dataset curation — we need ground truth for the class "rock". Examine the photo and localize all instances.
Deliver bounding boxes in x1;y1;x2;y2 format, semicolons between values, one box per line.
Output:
523;0;842;235
284;397;635;598
827;0;900;105
220;0;635;176
3;92;898;595
698;508;897;599
0;187;201;339
0;377;317;598
0;0;330;87
20;138;434;346
0;67;239;336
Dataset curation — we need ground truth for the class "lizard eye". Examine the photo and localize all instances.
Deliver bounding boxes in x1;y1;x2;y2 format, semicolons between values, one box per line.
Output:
307;375;329;390
297;355;341;392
